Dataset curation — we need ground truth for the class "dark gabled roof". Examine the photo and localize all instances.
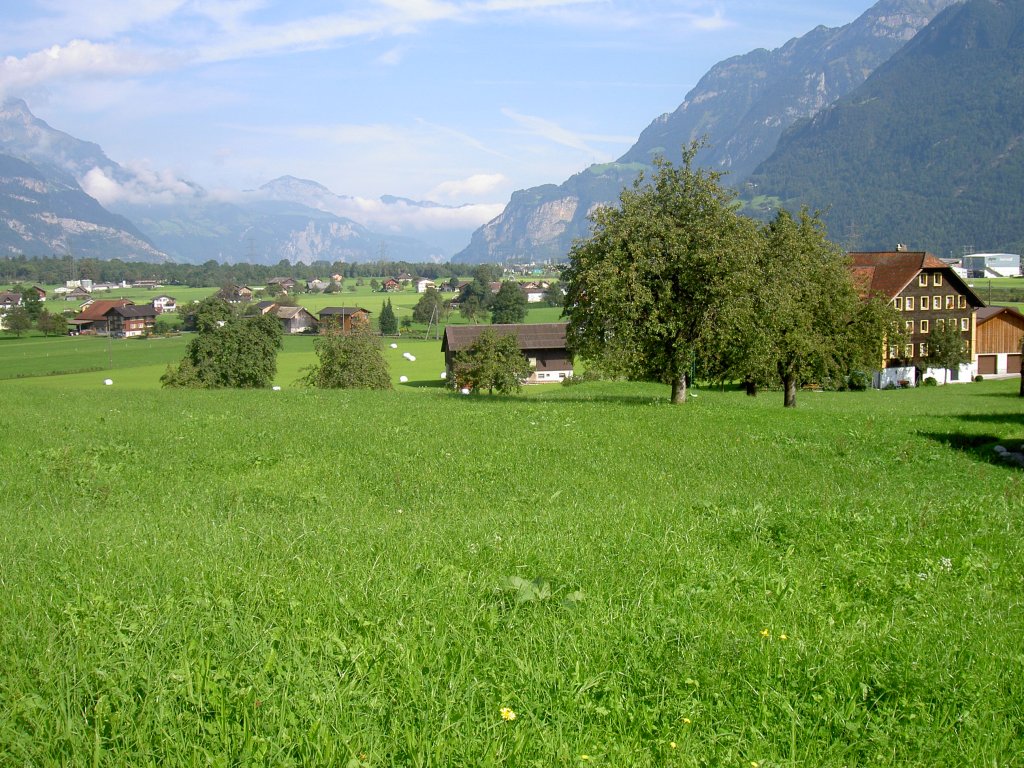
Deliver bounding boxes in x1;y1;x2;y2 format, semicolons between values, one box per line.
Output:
848;251;985;307
319;306;370;317
276;305;315;320
75;299;133;321
0;291;22;305
977;305;1024;325
109;303;157;318
442;322;568;353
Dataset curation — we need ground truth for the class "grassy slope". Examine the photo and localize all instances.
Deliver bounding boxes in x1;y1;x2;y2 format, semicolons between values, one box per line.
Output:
0;373;1022;766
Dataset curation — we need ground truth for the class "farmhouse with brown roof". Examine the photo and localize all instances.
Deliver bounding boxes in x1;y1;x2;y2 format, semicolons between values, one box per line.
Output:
441;322;573;384
71;299;134;334
318;306;370;333
849;249;985;385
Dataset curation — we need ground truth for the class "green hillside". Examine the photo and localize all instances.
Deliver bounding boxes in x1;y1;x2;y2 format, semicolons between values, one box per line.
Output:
745;0;1024;256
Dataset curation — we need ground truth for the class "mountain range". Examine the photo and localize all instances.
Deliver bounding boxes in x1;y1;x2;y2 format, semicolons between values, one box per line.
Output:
0;99;480;265
453;0;959;263
2;0;1021;266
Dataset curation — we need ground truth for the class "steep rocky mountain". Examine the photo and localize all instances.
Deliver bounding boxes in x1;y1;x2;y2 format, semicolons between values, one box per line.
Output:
0;152;167;261
0;102;469;264
454;0;958;264
744;0;1024;256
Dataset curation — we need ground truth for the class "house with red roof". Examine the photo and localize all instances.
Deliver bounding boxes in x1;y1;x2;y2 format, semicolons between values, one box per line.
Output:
849;249;986;385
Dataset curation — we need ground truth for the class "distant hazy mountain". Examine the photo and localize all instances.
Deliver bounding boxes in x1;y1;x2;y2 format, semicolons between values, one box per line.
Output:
0;101;476;264
454;0;958;264
0;151;167;261
744;0;1024;256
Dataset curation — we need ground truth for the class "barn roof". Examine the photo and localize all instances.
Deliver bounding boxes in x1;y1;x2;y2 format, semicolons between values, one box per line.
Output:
319;306;370;317
977;305;1024;325
442;322;568;353
74;299;133;321
847;251;984;306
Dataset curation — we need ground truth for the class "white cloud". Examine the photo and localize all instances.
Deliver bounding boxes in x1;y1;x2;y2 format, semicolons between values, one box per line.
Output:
430;173;508;200
81;162;199;206
501;108;633;156
0;40;175;97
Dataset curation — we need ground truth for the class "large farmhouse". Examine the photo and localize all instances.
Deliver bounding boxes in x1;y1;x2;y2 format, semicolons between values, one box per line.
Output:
441;322;573;384
849;249;986;385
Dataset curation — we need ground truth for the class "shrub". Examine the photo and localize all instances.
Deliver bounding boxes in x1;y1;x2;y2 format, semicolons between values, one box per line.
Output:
847;370;871;391
923;376;938;386
974;374;984;382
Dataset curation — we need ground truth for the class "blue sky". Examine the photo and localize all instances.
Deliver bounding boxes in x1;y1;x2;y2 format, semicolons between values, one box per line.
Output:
0;1;877;230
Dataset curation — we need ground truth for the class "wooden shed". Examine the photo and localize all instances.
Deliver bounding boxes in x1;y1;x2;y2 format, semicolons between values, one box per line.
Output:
441;322;573;384
975;305;1024;375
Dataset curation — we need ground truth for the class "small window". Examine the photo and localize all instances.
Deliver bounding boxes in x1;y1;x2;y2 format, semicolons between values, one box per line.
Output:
958;295;966;308
905;320;914;332
919;342;928;356
904;344;914;358
936;318;944;331
888;345;899;359
933;273;943;286
961;317;969;331
919;274;928;287
933;295;941;308
920;319;929;334
945;295;954;309
920;296;929;310
894;296;904;311
905;296;915;311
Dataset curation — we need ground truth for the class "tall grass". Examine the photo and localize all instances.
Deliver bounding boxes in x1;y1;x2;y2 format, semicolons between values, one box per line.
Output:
1;377;1022;765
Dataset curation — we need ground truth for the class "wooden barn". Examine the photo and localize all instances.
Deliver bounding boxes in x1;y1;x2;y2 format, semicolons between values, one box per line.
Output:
441;322;573;384
975;305;1024;376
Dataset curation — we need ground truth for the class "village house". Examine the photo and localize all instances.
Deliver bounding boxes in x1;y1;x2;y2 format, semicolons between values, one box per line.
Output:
381;278;401;292
218;285;254;303
849;249;986;386
105;303;158;338
152;295;177;313
267;277;297;293
416;279;436;294
0;291;22;309
974;305;1024;376
64;286;91;301
441;322;574;384
70;299;134;334
28;285;46;301
273;305;318;334
132;279;161;289
318;306;370;333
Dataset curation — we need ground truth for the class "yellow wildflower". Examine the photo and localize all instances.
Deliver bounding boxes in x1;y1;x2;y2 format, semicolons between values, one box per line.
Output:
500;707;516;721
760;628;771;638
581;755;590;761
779;633;788;640
670;741;677;749
683;717;692;724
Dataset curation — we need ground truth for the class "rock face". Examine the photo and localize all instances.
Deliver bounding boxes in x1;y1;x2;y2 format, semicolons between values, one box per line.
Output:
0;153;167;261
454;0;958;264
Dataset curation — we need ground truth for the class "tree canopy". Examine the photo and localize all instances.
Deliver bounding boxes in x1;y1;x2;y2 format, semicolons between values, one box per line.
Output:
451;329;533;395
926;318;971;383
300;319;391;390
161;313;282;388
378;299;398;335
490;282;528;325
563;143;759;403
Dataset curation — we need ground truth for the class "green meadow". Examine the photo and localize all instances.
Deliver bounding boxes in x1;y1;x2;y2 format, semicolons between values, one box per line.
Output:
1;331;1023;766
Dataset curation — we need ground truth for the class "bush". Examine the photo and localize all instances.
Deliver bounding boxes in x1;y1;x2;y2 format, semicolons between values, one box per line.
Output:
923;376;938;386
974;374;984;382
847;370;871;391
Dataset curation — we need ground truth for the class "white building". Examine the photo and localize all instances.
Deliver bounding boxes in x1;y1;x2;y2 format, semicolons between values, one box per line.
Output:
957;253;1021;278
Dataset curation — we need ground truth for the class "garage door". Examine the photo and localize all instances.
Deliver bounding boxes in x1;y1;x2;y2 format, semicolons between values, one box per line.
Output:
1008;354;1022;375
978;355;997;375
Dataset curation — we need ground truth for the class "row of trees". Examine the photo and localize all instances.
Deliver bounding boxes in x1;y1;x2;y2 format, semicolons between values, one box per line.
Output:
0;254;502;290
563;144;901;407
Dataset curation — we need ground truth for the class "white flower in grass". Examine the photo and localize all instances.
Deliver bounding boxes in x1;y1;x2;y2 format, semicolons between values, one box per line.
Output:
940;557;953;571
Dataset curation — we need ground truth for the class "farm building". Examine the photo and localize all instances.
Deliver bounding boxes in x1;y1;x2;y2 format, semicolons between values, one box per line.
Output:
975;305;1024;376
105;304;158;338
70;299;134;334
441;322;573;384
318;307;370;333
849;250;986;386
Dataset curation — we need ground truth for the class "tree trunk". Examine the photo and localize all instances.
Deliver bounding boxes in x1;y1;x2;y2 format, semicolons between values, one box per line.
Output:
671;370;687;404
745;379;758;397
783;374;797;408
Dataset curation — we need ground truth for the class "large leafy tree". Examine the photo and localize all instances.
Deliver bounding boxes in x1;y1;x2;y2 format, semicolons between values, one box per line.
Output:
490;282;528;324
926;318;971;384
563;143;759;403
452;329;533;395
36;309;68;337
301;318;391;390
412;287;445;325
2;306;32;337
740;208;897;407
161;313;282;388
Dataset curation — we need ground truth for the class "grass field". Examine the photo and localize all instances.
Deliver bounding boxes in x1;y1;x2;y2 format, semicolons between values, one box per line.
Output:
1;335;1023;765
